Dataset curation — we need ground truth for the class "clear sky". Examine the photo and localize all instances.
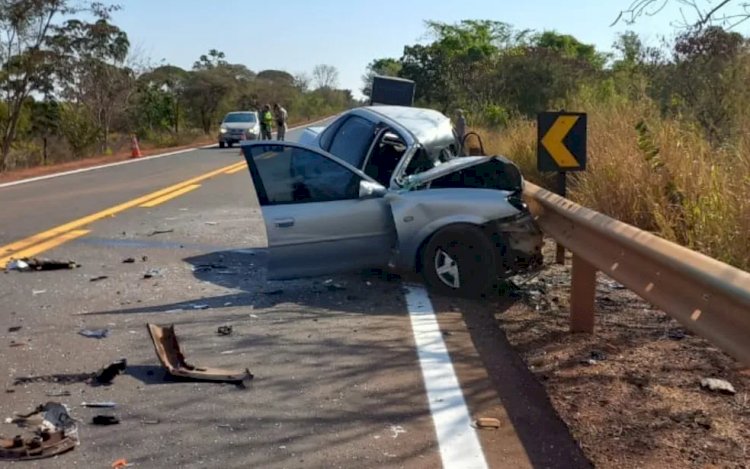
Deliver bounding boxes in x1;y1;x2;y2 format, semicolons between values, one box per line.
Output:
110;0;749;98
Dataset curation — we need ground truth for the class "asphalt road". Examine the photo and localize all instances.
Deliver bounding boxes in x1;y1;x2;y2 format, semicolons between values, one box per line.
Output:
0;124;590;468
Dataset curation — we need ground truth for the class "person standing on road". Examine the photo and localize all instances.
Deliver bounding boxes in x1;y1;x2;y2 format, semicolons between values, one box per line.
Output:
274;103;288;141
260;104;274;140
454;109;467;154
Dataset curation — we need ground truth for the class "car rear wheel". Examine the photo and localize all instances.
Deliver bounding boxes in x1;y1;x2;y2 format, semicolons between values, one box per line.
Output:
421;225;497;297
219;141;225;149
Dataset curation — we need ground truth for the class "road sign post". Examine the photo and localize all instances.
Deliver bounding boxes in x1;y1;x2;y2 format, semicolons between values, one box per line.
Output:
537;111;587;264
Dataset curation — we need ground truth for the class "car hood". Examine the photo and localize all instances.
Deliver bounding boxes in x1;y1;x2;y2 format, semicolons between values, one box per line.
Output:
403;155;523;191
222;122;258;130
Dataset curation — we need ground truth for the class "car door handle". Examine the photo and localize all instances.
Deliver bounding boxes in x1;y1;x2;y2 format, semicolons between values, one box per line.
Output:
274;218;295;228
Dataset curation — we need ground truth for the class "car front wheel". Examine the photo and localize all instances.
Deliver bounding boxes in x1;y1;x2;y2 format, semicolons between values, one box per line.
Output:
219;141;225;148
421;225;497;297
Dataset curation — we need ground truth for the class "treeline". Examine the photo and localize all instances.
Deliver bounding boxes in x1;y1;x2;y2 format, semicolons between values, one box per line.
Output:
364;20;750;141
364;19;750;269
0;1;355;171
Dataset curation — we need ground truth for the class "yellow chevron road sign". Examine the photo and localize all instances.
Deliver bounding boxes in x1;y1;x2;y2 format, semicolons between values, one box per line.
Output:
537;112;587;172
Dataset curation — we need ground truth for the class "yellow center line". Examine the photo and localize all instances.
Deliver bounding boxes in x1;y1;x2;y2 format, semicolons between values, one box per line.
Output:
224;163;248;175
140;184;201;208
0;230;90;266
0;160;246;267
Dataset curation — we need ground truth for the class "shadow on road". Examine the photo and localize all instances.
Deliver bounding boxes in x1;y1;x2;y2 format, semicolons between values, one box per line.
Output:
84;249;404;317
84;248;591;468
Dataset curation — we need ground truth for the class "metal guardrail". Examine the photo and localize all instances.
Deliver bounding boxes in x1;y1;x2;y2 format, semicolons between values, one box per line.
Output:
523;182;750;366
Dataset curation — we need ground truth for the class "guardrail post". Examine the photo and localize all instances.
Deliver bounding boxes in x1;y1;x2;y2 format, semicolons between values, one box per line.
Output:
570;254;596;333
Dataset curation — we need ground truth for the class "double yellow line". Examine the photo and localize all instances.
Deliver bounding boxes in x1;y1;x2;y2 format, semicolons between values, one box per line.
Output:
0;161;247;267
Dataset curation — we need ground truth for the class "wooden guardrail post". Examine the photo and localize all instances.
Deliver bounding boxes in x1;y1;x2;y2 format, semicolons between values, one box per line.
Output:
570;254;596;333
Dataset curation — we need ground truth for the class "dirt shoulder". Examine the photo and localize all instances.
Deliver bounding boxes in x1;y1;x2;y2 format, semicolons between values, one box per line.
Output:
498;240;749;468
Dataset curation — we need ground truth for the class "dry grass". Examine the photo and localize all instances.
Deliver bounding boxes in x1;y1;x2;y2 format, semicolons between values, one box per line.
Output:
480;98;750;271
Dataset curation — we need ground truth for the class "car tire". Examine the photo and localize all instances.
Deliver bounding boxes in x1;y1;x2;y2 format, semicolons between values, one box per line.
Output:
421;225;497;297
228;141;233;148
219;141;225;149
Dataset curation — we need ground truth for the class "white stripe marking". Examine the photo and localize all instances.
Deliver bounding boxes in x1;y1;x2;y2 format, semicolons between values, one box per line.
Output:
404;284;488;469
0;146;211;189
0;116;336;189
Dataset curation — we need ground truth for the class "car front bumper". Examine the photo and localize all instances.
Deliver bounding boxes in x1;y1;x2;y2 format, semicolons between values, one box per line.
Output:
219;131;258;143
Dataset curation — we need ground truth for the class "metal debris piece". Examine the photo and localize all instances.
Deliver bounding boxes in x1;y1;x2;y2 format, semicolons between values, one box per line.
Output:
94;359;127;385
92;415;119;426
146;229;174;237
78;328;109;339
6;259;30;271
474;417;502;429
32;289;46;295
0;402;78;461
217;325;233;336
700;378;736;395
7;326;21;333
146;323;253;385
90;276;109;282
122;258;136;264
10;258;79;271
81;402;116;408
143;269;161;279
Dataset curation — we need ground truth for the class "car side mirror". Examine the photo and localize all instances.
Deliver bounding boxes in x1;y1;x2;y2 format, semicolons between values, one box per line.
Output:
359;180;387;198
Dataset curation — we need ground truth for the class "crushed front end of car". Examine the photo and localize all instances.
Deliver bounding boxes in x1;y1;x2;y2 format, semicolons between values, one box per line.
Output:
399;154;544;277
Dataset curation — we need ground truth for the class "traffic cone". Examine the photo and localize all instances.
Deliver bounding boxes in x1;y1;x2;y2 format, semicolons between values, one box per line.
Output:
130;134;142;158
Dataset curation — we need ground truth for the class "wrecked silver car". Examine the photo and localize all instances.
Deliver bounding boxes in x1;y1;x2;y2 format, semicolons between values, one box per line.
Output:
241;106;542;296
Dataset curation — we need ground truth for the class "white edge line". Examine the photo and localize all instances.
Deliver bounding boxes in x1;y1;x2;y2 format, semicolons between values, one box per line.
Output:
0;115;335;189
404;284;489;469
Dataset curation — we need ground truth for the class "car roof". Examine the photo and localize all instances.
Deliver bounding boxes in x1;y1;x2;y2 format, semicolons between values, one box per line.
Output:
363;106;455;150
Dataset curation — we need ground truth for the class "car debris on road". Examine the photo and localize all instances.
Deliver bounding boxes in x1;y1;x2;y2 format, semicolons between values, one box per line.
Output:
217;325;233;336
146;323;253;386
91;415;119;426
93;359;127;385
146;229;174;237
0;402;78;461
78;328;109;339
6;257;79;272
81;401;116;408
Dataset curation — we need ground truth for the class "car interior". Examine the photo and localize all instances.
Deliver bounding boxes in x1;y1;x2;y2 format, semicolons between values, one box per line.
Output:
362;130;406;187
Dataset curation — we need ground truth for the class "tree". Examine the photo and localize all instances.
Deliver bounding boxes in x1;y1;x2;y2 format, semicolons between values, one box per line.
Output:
29;98;59;163
50;18;132;152
193;49;226;70
534;31;607;69
614;0;750;30
137;65;189;133
182;68;234;133
361;58;402;97
0;0;73;169
257;69;295;87
312;64;339;89
665;26;749;139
